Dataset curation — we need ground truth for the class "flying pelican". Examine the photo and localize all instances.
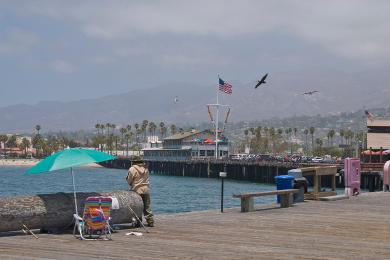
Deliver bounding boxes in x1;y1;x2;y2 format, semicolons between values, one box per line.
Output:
255;73;268;89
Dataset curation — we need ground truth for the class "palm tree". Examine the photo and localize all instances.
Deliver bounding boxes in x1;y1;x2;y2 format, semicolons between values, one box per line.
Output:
105;123;111;137
35;125;41;135
287;128;292;154
148;122;156;139
303;129;309;153
95;123;101;135
249;127;255;136
124;132;133;157
126;124;132;133
309;127;315;153
269;127;276;154
134;123;139;144
329;129;335;147
19;138;30;157
160;126;167;140
0;135;8;153
110;124;117;154
6;135;17;148
170;124;177;135
244;129;249;147
293;128;297;137
119;127;128;149
142;120;149;141
315;138;323;152
339;129;345;145
159;122;165;139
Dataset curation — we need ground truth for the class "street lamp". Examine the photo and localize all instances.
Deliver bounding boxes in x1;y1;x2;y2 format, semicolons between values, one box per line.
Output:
219;171;227;213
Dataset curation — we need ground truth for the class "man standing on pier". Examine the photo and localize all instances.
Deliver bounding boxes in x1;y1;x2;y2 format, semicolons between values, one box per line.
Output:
126;157;154;227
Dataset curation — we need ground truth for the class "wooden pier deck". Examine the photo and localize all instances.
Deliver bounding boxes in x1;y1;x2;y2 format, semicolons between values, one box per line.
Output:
1;192;390;259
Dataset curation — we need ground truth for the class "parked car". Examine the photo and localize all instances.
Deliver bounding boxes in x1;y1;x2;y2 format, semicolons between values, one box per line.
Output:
311;156;324;163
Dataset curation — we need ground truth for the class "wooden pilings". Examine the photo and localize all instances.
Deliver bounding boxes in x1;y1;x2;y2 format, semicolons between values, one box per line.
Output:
101;159;384;191
147;160;291;184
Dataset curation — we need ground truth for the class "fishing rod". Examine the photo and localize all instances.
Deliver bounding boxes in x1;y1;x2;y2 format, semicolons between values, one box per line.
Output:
128;205;149;233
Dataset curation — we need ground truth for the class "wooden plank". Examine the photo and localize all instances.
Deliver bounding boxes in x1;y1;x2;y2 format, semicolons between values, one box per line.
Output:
233;189;300;198
2;192;390;259
318;195;349;201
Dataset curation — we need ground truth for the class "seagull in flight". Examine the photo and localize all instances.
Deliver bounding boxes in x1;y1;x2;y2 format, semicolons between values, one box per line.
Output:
174;96;179;103
255;73;268;89
302;90;319;95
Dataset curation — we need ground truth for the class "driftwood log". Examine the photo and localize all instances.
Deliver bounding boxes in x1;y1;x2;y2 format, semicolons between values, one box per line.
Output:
0;190;143;232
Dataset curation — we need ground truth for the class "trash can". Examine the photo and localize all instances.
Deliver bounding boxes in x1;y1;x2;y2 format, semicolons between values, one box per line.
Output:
293;177;307;203
275;175;294;203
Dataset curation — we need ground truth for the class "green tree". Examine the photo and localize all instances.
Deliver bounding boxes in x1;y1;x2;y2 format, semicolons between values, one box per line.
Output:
32;134;44;158
309;127;315;154
119;127;128;149
170;124;177;135
6;135;17;148
159;122;165;139
134;123;140;144
19;138;30;156
124;132;133;156
0;135;8;154
244;129;249;149
142;120;149;141
329;129;335;147
303;129;309;154
339;129;345;145
269;127;276;154
95;123;101;135
35;125;41;135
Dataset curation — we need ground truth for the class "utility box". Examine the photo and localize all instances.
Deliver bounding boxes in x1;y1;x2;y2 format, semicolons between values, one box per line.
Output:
288;169;302;178
383;160;390;191
292;177;307;203
344;158;361;196
288;169;306;203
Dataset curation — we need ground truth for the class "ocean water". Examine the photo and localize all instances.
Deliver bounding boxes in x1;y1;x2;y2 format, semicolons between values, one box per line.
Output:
0;166;277;214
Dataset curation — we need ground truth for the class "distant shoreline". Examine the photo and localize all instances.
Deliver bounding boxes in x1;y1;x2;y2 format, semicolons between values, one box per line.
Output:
0;159;40;166
0;159;103;168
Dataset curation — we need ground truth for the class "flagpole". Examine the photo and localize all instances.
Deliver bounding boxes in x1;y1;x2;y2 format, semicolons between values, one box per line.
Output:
215;76;220;160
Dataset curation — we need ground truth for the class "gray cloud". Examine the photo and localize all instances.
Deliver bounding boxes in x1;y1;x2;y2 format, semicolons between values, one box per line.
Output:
49;60;75;74
0;28;39;54
14;0;390;62
1;0;390;108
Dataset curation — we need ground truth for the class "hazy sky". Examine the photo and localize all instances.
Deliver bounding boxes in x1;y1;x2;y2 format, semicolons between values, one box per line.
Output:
1;0;389;107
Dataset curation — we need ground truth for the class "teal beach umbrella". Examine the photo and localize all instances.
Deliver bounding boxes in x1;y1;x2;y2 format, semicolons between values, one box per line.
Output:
26;148;116;215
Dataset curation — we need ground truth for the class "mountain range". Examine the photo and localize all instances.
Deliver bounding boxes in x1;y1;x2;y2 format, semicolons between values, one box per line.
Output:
1;73;389;133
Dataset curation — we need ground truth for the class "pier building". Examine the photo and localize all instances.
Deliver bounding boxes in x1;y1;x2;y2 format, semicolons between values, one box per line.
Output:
143;129;229;161
367;118;390;149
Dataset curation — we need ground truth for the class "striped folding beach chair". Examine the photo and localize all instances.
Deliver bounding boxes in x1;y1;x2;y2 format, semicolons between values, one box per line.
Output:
74;196;112;240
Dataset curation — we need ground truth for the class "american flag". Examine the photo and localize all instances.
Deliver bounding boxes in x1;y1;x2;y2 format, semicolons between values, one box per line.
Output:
365;110;375;121
219;77;232;94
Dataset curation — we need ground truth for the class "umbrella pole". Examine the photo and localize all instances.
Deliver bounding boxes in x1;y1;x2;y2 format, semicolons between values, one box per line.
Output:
71;167;79;216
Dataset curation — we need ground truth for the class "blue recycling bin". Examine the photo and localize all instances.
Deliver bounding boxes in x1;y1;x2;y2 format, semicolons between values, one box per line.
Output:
275;175;294;203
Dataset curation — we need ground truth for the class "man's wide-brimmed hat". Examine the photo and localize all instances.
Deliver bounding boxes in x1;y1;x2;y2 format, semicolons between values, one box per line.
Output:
131;156;145;164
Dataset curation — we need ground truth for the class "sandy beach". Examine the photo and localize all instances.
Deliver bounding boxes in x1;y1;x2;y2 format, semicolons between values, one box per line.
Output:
0;159;40;166
0;159;102;168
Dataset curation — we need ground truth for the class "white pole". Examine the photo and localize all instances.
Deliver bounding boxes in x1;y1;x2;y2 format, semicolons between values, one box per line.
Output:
71;167;78;215
215;77;220;160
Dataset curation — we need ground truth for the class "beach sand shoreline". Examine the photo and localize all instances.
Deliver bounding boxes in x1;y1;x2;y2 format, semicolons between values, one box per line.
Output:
0;159;103;168
0;159;40;166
